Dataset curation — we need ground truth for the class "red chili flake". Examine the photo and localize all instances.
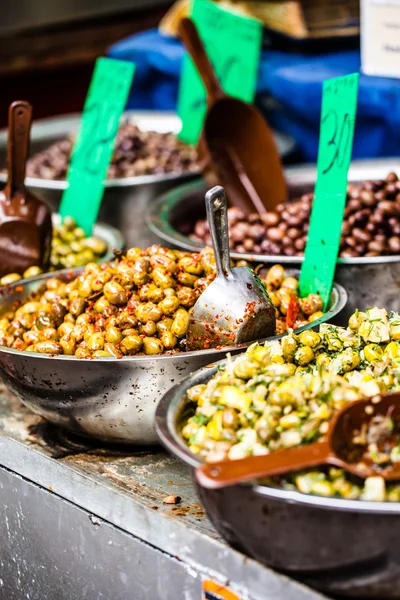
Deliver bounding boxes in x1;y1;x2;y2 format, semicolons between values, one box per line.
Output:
286;296;300;329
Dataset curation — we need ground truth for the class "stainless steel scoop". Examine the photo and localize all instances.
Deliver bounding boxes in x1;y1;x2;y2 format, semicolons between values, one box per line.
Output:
186;186;276;351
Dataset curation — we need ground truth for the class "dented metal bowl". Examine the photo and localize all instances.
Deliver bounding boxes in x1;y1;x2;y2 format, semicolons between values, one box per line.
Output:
0;268;346;444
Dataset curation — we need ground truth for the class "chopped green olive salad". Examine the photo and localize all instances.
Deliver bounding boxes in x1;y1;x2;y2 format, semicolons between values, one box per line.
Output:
182;307;400;501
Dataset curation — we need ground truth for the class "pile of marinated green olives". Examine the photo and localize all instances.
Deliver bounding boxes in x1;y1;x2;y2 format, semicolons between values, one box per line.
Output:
0;217;108;286
0;246;326;358
182;307;400;501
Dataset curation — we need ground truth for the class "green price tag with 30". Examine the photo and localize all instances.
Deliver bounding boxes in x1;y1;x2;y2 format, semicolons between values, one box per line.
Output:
59;57;135;235
177;0;262;145
299;73;359;309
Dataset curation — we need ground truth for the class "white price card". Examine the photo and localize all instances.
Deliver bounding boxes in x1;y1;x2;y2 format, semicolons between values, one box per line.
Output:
361;0;400;78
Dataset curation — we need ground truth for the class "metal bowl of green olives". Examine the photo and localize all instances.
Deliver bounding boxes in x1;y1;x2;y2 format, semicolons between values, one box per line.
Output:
0;215;124;287
0;253;346;444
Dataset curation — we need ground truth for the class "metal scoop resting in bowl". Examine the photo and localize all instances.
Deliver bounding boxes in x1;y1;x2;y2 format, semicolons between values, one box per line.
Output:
197;392;400;489
186;186;276;351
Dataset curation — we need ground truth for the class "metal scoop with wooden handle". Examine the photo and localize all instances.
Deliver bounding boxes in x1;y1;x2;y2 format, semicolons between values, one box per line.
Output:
197;392;400;489
0;101;52;278
186;186;276;351
179;17;287;215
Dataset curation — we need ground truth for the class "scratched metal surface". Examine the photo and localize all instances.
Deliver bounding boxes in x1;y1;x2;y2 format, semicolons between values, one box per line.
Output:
0;384;328;600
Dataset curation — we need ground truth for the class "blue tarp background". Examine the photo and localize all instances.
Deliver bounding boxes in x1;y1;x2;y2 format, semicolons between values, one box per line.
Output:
108;29;400;161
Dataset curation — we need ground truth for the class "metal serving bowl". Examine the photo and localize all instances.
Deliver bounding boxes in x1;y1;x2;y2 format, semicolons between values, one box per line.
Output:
147;158;400;324
0;269;346;445
156;359;400;599
51;215;124;264
0;111;295;249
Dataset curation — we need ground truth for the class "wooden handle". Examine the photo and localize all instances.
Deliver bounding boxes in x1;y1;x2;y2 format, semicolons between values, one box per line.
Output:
196;441;332;489
179;18;224;103
6;101;32;196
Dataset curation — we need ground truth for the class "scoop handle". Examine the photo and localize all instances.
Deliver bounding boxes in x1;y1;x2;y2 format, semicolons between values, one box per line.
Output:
196;440;334;489
205;186;233;280
6;100;32;197
179;18;224;103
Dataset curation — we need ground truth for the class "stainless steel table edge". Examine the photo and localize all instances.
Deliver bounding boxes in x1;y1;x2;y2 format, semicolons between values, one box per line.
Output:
0;433;327;600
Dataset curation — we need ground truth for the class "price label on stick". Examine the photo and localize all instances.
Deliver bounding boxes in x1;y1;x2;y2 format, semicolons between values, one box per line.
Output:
177;0;262;144
299;73;359;310
59;57;135;235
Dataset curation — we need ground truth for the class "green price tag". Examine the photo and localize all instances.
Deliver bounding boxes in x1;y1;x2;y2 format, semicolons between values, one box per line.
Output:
299;73;359;310
59;57;135;235
177;0;262;144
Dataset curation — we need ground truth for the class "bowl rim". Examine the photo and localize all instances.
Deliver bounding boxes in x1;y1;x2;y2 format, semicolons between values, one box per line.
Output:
146;158;400;266
0;267;347;362
0;110;296;190
155;358;400;515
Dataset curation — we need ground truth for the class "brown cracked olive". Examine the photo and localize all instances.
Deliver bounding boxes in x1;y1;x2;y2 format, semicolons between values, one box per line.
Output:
103;281;128;305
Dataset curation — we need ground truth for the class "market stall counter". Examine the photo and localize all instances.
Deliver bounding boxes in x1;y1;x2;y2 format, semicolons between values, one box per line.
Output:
0;386;327;600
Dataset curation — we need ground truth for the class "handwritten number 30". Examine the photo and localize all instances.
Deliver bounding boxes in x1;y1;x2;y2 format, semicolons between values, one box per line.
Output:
322;110;351;175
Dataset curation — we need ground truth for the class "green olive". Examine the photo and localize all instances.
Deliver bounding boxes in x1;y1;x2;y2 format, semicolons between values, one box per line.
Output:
120;334;143;354
69;297;86;317
104;343;122;358
298;330;321;349
62;216;76;230
23;266;43;279
294;346;314;366
151;267;174;289
136;302;162;323
177;271;198;287
94;296;112;314
178;255;204;275
34;341;62;354
78;277;94;298
60;335;76;355
159;296;180;316
126;248;142;261
87;332;105;352
132;257;150;286
91;271;112;292
105;326;123;344
0;273;21;286
103;281;128;305
83;237;108;255
171;308;189;338
177;287;198;307
160;330;177;350
58;322;75;337
157;318;173;334
140;321;157;336
143;337;164;355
